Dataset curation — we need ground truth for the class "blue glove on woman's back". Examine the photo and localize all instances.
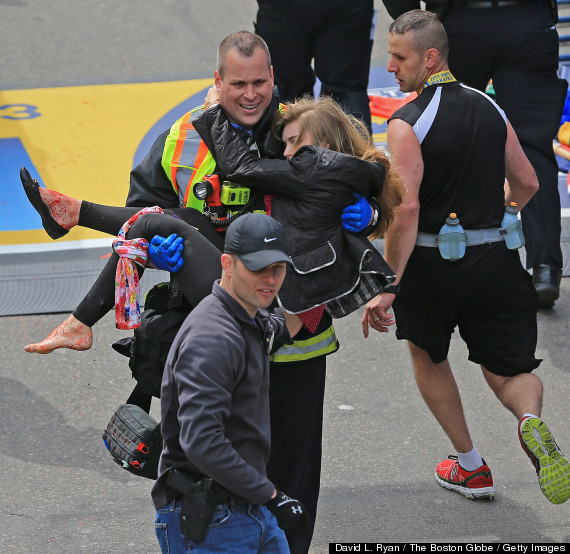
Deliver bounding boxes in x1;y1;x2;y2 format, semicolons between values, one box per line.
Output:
341;193;373;233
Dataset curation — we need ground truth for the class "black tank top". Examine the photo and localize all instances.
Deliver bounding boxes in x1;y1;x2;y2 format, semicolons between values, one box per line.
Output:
390;81;508;234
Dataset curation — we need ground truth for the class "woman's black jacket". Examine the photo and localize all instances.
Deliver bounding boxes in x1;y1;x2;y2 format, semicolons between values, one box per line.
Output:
193;105;395;315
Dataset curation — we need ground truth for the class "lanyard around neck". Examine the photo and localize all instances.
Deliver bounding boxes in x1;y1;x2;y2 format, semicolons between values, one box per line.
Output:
421;70;457;93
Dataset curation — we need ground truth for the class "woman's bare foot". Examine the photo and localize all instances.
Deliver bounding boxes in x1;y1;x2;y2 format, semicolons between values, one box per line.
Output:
37;187;81;230
24;315;93;354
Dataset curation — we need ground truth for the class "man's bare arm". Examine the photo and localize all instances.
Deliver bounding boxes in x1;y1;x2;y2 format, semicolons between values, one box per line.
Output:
362;118;422;337
383;119;422;281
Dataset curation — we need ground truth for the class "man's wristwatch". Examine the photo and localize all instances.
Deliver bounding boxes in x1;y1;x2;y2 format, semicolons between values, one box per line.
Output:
383;284;400;295
363;197;382;236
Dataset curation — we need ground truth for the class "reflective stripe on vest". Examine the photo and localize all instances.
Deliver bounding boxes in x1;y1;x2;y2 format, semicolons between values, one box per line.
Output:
270;325;338;363
161;106;216;209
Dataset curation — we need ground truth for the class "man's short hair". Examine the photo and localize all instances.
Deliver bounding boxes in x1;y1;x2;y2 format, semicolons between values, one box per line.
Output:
216;31;272;78
389;9;449;62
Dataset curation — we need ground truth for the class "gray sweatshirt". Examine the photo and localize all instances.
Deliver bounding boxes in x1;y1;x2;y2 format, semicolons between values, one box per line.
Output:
151;281;280;509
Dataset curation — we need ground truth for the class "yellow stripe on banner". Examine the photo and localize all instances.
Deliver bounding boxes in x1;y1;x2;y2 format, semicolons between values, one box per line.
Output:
372;115;387;146
0;79;211;245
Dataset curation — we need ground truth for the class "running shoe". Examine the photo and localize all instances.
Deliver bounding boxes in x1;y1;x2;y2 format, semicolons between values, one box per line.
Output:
518;416;570;504
435;455;495;499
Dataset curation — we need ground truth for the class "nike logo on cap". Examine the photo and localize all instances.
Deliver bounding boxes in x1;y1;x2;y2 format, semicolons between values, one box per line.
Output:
264;237;277;242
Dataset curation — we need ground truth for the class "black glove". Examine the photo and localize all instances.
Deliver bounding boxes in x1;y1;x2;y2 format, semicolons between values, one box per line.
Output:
266;489;311;534
265;308;293;355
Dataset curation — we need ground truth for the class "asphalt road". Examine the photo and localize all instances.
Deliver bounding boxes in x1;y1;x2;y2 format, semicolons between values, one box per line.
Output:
1;1;570;552
2;287;570;552
0;0;392;89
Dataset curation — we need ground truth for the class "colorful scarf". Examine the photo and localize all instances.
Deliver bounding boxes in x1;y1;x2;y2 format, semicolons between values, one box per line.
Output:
112;206;164;329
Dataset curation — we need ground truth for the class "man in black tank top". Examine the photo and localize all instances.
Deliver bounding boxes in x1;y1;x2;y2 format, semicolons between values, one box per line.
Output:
362;10;570;505
382;0;566;308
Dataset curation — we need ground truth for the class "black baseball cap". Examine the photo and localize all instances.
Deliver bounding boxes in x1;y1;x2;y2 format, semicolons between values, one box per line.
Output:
224;213;290;271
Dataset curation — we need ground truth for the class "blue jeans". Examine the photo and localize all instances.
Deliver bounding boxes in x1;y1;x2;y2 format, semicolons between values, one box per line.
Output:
155;498;290;553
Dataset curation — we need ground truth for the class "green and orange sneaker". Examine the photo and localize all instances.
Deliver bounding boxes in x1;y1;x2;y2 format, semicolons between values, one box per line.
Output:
435;455;495;499
519;416;570;504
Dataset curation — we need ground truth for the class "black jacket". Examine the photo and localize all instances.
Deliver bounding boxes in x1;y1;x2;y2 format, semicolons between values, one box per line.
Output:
194;105;395;315
152;282;289;508
124;89;339;355
125;88;284;208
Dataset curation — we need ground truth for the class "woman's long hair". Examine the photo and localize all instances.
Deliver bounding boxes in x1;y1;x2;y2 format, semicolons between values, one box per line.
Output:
272;96;405;238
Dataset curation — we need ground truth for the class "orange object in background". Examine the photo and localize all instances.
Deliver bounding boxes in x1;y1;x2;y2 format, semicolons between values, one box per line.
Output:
369;92;417;119
558;121;570;146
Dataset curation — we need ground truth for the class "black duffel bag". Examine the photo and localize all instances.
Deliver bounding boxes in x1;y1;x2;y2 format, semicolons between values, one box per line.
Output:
104;279;191;479
112;280;190;399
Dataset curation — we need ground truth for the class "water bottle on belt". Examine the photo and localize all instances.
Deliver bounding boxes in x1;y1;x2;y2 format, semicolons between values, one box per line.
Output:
501;201;525;250
437;213;466;261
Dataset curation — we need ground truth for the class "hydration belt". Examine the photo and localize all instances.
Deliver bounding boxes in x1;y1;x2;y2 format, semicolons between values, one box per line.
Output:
416;227;505;247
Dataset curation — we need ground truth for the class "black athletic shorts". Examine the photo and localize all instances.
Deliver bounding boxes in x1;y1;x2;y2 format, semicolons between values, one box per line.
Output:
393;242;542;376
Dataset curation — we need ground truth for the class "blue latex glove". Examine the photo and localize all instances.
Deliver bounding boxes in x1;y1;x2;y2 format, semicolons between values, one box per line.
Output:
149;234;184;272
341;193;373;233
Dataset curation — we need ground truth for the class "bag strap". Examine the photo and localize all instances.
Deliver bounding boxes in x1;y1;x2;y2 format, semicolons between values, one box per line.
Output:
126;383;152;413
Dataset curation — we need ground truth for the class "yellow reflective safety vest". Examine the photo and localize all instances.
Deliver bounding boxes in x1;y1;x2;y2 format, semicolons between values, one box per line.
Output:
160;105;338;363
161;106;216;210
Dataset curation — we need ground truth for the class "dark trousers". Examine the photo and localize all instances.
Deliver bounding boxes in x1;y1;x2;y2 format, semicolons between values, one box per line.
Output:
442;2;567;270
74;203;222;326
255;0;374;130
267;356;327;554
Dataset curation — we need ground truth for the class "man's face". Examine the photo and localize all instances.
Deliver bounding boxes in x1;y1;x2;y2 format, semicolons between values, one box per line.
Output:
214;47;274;129
387;31;428;94
222;255;286;317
